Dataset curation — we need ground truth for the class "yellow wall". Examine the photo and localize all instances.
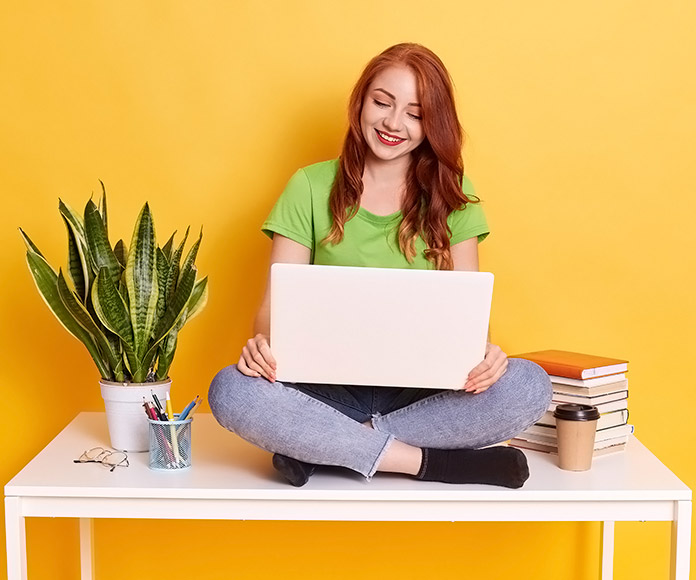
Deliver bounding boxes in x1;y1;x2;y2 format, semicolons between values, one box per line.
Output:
1;1;694;578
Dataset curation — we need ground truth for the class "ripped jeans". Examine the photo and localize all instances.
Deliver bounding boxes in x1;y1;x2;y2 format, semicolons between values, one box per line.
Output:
208;358;551;479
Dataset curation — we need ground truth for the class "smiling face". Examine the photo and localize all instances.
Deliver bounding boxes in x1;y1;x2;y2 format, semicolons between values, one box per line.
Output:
360;65;425;165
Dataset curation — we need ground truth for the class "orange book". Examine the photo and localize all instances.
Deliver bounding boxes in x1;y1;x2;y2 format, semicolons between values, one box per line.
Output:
511;350;628;379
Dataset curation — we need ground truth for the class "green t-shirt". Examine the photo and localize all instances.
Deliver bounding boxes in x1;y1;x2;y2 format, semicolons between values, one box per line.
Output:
262;159;489;269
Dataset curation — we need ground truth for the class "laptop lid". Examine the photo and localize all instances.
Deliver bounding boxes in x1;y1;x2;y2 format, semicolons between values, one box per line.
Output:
270;264;494;390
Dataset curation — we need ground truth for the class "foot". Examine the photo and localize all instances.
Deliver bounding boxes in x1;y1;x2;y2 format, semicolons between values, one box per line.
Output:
272;453;317;487
416;446;530;488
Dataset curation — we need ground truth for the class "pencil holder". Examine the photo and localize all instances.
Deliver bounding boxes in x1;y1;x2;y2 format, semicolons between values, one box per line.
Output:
148;415;193;470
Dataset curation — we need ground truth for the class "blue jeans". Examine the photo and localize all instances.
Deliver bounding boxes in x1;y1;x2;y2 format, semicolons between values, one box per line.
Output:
209;358;551;478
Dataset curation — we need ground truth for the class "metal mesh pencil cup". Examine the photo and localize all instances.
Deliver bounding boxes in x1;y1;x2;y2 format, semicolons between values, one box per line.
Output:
148;415;192;470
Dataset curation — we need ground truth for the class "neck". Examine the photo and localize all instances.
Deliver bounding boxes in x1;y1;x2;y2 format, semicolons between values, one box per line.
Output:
362;153;411;187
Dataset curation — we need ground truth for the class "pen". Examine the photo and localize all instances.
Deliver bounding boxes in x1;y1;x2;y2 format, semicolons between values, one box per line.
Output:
187;397;203;418
166;393;181;464
146;402;176;466
152;392;164;414
178;395;199;421
145;403;159;422
165;392;174;421
150;396;168;421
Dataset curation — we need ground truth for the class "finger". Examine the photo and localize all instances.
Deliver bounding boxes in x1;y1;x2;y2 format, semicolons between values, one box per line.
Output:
467;363;501;389
242;346;273;381
467;359;491;381
247;339;276;381
237;354;260;378
465;356;506;391
471;359;509;394
255;336;277;371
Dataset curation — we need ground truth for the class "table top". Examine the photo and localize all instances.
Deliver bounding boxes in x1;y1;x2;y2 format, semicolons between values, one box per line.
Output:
5;412;691;502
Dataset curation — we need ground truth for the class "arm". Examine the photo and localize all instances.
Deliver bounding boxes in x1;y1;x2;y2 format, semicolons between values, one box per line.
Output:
238;234;311;381
451;237;508;393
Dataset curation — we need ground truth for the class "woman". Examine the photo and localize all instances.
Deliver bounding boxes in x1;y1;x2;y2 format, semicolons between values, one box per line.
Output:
209;43;551;488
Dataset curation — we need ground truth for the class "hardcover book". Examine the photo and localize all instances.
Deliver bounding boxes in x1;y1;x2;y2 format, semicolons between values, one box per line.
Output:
551;379;629;396
548;398;627;415
523;422;633;442
538;408;629;429
551;390;628;406
512;350;628;379
512;427;632;448
549;373;626;387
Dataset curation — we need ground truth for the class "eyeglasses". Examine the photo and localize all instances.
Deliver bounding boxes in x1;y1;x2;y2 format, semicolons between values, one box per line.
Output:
74;447;129;472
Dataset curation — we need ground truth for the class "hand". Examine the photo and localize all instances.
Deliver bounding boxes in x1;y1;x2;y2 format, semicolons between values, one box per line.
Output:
463;342;508;394
238;333;277;382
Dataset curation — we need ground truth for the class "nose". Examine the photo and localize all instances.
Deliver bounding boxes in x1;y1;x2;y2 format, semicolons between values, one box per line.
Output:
383;109;403;132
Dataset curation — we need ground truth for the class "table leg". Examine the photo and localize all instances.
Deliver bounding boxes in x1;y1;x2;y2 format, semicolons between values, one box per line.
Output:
670;500;692;580
600;521;614;580
4;497;27;580
79;518;95;580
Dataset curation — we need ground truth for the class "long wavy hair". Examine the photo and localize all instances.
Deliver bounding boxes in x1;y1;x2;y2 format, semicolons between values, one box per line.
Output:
323;43;478;270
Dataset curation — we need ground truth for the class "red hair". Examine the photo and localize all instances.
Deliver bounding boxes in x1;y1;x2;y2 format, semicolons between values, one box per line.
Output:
324;43;478;270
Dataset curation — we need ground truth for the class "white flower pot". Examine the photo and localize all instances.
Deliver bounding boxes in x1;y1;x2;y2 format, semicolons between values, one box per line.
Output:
100;379;172;452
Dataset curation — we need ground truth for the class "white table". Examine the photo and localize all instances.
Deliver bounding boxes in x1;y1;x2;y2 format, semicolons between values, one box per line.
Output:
4;412;692;579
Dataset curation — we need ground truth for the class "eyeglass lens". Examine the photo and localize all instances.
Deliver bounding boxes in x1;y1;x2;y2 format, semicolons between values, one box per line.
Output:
75;447;128;470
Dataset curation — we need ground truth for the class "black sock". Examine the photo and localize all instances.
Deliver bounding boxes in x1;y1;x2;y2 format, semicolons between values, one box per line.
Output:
416;447;530;488
272;453;317;487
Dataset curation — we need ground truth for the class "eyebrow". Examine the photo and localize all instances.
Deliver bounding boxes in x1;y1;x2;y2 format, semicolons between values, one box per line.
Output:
374;88;421;108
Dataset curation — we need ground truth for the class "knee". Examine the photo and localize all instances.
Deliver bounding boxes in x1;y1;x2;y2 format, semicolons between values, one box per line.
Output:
208;364;258;433
505;358;553;422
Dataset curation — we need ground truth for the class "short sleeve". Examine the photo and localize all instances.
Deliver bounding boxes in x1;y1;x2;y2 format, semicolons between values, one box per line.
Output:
448;175;490;245
261;168;314;249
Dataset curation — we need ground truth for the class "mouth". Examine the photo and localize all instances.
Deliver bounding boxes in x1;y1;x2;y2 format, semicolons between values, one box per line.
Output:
375;129;406;146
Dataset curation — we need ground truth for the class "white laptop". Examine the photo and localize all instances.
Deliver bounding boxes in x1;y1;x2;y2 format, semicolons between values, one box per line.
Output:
270;264;494;390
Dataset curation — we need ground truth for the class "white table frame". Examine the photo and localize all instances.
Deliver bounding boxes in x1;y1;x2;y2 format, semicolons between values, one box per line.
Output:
5;413;692;580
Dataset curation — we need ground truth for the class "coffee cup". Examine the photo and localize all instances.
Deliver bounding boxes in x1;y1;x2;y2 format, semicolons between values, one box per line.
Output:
553;403;601;471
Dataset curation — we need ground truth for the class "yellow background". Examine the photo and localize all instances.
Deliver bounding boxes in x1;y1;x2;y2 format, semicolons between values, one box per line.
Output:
1;1;694;578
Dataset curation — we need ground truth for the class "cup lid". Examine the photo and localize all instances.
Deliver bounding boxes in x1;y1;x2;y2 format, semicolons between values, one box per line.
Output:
553;403;600;421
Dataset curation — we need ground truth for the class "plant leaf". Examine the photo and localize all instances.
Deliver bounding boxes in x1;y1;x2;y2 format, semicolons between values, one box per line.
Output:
155;324;180;381
98;180;108;239
185;276;208;323
61;215;88;301
84;199;120;285
179;227;202;285
25;251;111;379
105;332;125;382
18;228;46;259
57;269;121;379
133;347;158;383
161;232;176;263
114;239;127;269
58;199;87;243
59;200;94;294
125;203;158;361
155;248;169;319
140;264;198;379
153;263;196;341
167;226;189;299
118;276;130;310
91;267;137;373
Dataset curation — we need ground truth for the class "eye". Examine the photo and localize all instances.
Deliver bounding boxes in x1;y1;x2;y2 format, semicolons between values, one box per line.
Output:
373;99;389;108
407;113;422;121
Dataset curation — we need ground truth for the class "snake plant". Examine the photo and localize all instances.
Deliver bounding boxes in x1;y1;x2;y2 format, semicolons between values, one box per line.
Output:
20;184;208;383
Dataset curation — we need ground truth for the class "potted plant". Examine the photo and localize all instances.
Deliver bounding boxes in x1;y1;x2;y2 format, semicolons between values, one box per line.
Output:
20;183;208;451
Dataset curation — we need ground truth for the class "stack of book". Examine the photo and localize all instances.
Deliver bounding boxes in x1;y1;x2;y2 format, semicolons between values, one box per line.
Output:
509;350;632;456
